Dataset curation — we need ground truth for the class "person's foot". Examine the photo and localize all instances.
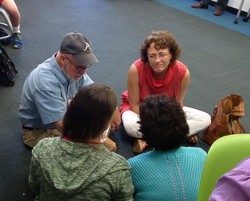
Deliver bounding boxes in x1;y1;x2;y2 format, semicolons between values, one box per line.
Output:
12;33;23;49
133;139;147;154
242;16;249;22
187;134;198;144
214;8;222;16
191;3;208;9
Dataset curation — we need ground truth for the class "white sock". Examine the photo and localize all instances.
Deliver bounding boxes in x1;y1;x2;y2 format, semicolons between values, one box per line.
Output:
12;25;21;34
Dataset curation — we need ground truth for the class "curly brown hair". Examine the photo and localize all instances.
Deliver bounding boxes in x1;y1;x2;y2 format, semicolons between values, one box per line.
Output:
139;95;189;151
140;31;181;65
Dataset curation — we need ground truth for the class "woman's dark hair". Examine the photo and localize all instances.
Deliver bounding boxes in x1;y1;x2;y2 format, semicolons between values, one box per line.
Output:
139;95;189;151
63;83;117;141
140;31;181;64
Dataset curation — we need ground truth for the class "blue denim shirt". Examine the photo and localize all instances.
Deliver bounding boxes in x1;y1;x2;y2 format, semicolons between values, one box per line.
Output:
18;53;93;129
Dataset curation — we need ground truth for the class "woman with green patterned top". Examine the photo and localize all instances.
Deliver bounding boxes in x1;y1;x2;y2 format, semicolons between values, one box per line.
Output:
29;83;134;201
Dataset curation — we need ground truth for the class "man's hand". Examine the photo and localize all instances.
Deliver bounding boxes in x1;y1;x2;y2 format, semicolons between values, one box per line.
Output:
54;120;63;134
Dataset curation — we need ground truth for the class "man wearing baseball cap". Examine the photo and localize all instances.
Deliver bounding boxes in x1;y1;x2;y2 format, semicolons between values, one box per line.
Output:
18;32;120;151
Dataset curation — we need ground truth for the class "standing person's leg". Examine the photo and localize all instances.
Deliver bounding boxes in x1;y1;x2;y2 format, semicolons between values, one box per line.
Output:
1;0;22;48
214;0;229;16
216;0;229;10
192;0;209;9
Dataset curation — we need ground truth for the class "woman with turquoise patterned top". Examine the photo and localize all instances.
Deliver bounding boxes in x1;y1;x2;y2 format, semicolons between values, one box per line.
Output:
128;95;206;201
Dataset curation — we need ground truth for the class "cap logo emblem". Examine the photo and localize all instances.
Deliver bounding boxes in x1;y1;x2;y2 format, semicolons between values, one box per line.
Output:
83;43;91;51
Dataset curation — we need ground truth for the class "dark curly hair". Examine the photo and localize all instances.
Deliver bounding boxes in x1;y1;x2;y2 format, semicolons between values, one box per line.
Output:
63;83;117;141
140;31;181;64
139;95;189;151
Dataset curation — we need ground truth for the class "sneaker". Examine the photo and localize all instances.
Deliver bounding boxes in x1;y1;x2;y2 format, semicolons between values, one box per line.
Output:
12;33;23;49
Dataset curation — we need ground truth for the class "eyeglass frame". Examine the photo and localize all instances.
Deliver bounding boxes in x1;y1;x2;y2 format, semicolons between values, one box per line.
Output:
64;54;92;71
147;52;170;61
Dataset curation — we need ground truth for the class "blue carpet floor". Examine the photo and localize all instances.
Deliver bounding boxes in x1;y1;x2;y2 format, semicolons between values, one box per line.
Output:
155;0;250;37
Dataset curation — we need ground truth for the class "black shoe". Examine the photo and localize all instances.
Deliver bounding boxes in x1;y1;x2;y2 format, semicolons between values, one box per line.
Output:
242;16;249;22
214;8;222;16
191;3;208;8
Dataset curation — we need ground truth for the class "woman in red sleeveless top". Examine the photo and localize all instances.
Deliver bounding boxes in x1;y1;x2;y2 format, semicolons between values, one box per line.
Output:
120;31;211;154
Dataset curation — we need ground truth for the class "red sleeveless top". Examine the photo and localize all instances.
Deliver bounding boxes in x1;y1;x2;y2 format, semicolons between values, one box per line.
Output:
120;59;187;114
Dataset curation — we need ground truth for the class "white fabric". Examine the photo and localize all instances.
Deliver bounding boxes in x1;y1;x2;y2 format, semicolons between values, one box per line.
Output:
12;25;20;33
122;111;142;138
122;106;211;138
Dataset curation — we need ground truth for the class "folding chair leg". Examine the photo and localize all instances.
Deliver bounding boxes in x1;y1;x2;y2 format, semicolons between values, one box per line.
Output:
234;0;245;24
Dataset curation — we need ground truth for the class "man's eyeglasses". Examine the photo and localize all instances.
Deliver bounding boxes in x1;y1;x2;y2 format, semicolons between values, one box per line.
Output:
64;55;91;71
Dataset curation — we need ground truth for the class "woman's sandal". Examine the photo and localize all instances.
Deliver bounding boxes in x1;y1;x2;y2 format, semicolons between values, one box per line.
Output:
187;134;198;144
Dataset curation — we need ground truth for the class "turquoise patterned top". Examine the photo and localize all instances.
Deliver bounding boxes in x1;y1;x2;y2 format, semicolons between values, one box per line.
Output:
128;147;206;201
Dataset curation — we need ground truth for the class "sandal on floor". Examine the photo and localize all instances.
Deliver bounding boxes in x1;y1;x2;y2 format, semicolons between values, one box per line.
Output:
187;134;198;144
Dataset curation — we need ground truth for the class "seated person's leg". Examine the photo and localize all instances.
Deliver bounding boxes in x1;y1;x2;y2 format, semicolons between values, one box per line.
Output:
183;106;211;143
122;110;141;138
122;111;147;154
22;129;61;148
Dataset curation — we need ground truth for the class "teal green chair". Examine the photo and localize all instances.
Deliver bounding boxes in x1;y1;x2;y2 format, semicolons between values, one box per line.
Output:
197;134;250;201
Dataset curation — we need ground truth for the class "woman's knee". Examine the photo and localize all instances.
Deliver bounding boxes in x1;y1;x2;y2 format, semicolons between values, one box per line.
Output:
123;120;141;138
122;111;142;138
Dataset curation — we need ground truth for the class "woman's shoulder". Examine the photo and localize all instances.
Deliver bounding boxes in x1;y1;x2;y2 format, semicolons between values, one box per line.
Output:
127;151;154;166
172;60;188;70
179;146;207;157
35;136;60;147
133;59;147;69
32;137;61;156
133;59;143;65
103;150;131;170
